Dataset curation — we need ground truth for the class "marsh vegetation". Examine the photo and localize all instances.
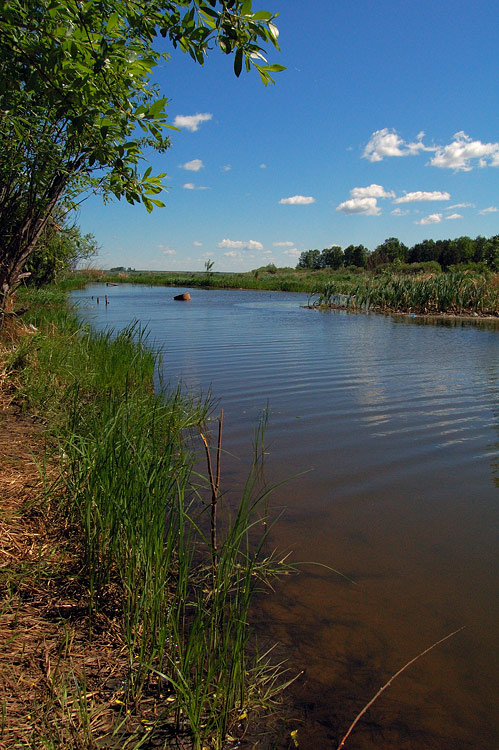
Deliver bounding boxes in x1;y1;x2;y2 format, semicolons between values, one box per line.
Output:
0;286;292;749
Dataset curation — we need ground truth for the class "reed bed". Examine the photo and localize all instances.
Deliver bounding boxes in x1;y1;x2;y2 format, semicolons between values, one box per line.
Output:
312;271;498;316
2;287;292;749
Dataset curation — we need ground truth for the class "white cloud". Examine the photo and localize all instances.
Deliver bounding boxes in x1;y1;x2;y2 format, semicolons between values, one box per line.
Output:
221;164;231;172
180;159;204;171
283;248;300;257
183;182;209;190
430;132;499;171
479;206;498;214
223;251;241;258
273;241;294;247
446;213;462;220
218;238;264;251
363;128;434;162
157;244;176;255
415;213;442;225
350;184;395;199
394;190;450;203
279;195;315;205
336;197;381;215
260;163;267;169
336;184;395;215
391;208;410;216
448;202;474;209
193;241;203;246
173;113;212;132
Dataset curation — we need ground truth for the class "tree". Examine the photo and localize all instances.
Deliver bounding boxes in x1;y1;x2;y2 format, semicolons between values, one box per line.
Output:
23;217;98;286
0;0;283;316
343;244;367;268
321;246;344;270
368;237;408;268
439;236;474;268
408;239;438;263
483;235;499;270
297;249;322;270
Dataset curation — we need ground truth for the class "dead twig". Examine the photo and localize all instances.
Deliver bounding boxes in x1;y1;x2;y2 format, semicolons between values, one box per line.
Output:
336;625;466;749
199;409;223;574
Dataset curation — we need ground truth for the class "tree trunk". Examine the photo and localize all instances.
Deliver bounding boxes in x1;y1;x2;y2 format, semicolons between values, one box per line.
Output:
0;180;66;324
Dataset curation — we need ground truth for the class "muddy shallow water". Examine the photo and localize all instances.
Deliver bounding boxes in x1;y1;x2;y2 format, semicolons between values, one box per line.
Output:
72;284;498;749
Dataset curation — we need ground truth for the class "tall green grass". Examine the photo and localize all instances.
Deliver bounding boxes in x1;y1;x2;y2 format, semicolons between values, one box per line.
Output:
8;286;291;749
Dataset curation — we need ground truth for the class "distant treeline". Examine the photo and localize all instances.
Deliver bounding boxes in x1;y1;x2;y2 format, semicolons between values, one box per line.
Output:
297;235;499;271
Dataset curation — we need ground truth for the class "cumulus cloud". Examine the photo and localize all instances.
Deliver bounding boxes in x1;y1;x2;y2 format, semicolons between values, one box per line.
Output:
479;206;498;214
279;195;315;205
430;132;499;171
221;164;231;172
193;241;203;246
363;128;434;162
218;238;264;251
415;213;442;225
336;184;394;215
223;251;241;258
273;241;294;247
350;184;395;199
180;159;204;171
283;248;300;257
394;190;450;203
173;113;212;132
157;246;176;255
336;197;381;215
362;129;499;170
391;208;410;216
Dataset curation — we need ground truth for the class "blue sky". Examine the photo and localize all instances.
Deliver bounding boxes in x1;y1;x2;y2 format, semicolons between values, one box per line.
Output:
79;0;499;271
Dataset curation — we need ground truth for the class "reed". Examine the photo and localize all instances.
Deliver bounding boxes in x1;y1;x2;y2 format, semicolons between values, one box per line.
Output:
312;271;498;316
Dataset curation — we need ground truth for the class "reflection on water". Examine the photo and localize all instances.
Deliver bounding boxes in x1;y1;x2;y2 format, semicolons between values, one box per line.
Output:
72;284;498;750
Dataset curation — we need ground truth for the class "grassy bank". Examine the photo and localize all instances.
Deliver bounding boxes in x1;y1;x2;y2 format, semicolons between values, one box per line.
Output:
68;266;362;295
0;287;291;749
69;266;498;316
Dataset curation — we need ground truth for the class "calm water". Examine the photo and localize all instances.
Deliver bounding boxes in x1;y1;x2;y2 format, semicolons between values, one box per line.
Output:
72;284;498;750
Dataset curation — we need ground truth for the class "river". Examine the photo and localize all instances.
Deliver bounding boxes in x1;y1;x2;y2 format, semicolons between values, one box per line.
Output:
71;283;498;750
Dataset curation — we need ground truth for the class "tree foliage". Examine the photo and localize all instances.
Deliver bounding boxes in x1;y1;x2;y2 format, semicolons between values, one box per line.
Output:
0;0;283;314
343;244;367;268
296;236;498;273
24;216;99;287
368;237;408;268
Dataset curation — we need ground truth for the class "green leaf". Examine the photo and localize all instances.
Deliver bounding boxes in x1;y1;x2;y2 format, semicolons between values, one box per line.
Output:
106;12;120;31
264;64;286;73
234;48;243;77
